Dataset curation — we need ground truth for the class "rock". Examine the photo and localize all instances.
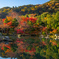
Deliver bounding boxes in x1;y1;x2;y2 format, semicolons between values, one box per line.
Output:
0;33;2;36
18;34;21;38
45;35;49;39
40;35;44;38
5;36;9;39
54;34;59;40
0;33;2;39
2;36;6;40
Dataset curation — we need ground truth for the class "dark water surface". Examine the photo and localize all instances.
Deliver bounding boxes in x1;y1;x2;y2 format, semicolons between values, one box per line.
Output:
0;36;59;59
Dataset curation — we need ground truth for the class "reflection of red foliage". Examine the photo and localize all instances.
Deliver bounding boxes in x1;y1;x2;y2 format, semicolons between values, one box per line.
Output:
1;47;4;50
52;42;57;45
6;45;11;49
1;45;11;50
50;40;57;46
25;48;36;53
25;50;36;53
42;41;46;45
52;29;57;33
17;29;24;34
42;27;47;31
25;50;32;53
16;40;23;43
29;50;33;53
7;21;12;26
31;48;36;52
25;50;29;52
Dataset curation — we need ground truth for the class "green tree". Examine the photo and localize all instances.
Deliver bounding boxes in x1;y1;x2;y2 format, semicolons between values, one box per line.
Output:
4;18;9;23
12;18;19;27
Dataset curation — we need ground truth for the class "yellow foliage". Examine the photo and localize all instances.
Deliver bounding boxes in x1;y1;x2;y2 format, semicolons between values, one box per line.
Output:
52;7;55;9
37;46;39;48
50;31;52;33
57;6;59;8
21;9;25;12
31;8;35;10
48;3;51;6
9;9;13;12
55;3;59;6
3;9;7;12
50;40;52;42
39;5;42;7
58;22;59;25
20;54;23;57
24;7;27;9
35;6;38;8
43;50;46;52
44;17;47;19
37;23;39;25
2;53;5;56
6;16;13;21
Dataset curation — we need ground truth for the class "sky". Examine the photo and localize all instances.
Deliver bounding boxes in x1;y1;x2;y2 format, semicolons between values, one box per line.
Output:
0;0;50;8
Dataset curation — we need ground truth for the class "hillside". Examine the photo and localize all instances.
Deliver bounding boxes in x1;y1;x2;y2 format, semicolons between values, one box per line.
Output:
0;1;59;18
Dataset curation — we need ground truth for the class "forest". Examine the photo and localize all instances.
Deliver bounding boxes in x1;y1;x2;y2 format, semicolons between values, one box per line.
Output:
0;0;59;59
0;0;59;36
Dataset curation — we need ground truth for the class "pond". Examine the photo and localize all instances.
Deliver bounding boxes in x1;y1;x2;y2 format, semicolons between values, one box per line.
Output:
0;36;59;59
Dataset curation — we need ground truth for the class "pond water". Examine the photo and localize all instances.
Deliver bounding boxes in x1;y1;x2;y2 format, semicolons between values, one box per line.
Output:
0;36;59;59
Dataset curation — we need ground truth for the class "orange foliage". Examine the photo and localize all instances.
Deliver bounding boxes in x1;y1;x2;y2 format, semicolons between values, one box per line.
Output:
52;29;57;33
55;3;59;6
50;29;57;34
42;27;47;31
50;40;57;46
22;17;29;22
35;6;39;8
42;41;46;45
7;21;12;26
6;45;11;49
31;8;35;11
48;3;51;6
52;42;57;46
44;17;47;19
6;16;13;21
5;49;11;53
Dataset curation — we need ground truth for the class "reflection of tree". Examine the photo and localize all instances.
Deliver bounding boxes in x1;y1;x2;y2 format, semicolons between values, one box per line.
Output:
0;37;59;59
11;44;18;52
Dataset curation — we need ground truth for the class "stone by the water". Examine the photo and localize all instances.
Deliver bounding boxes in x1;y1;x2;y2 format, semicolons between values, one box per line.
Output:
5;36;9;39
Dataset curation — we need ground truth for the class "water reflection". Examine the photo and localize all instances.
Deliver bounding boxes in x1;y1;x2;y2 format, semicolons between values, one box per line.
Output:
0;36;59;59
0;57;17;59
